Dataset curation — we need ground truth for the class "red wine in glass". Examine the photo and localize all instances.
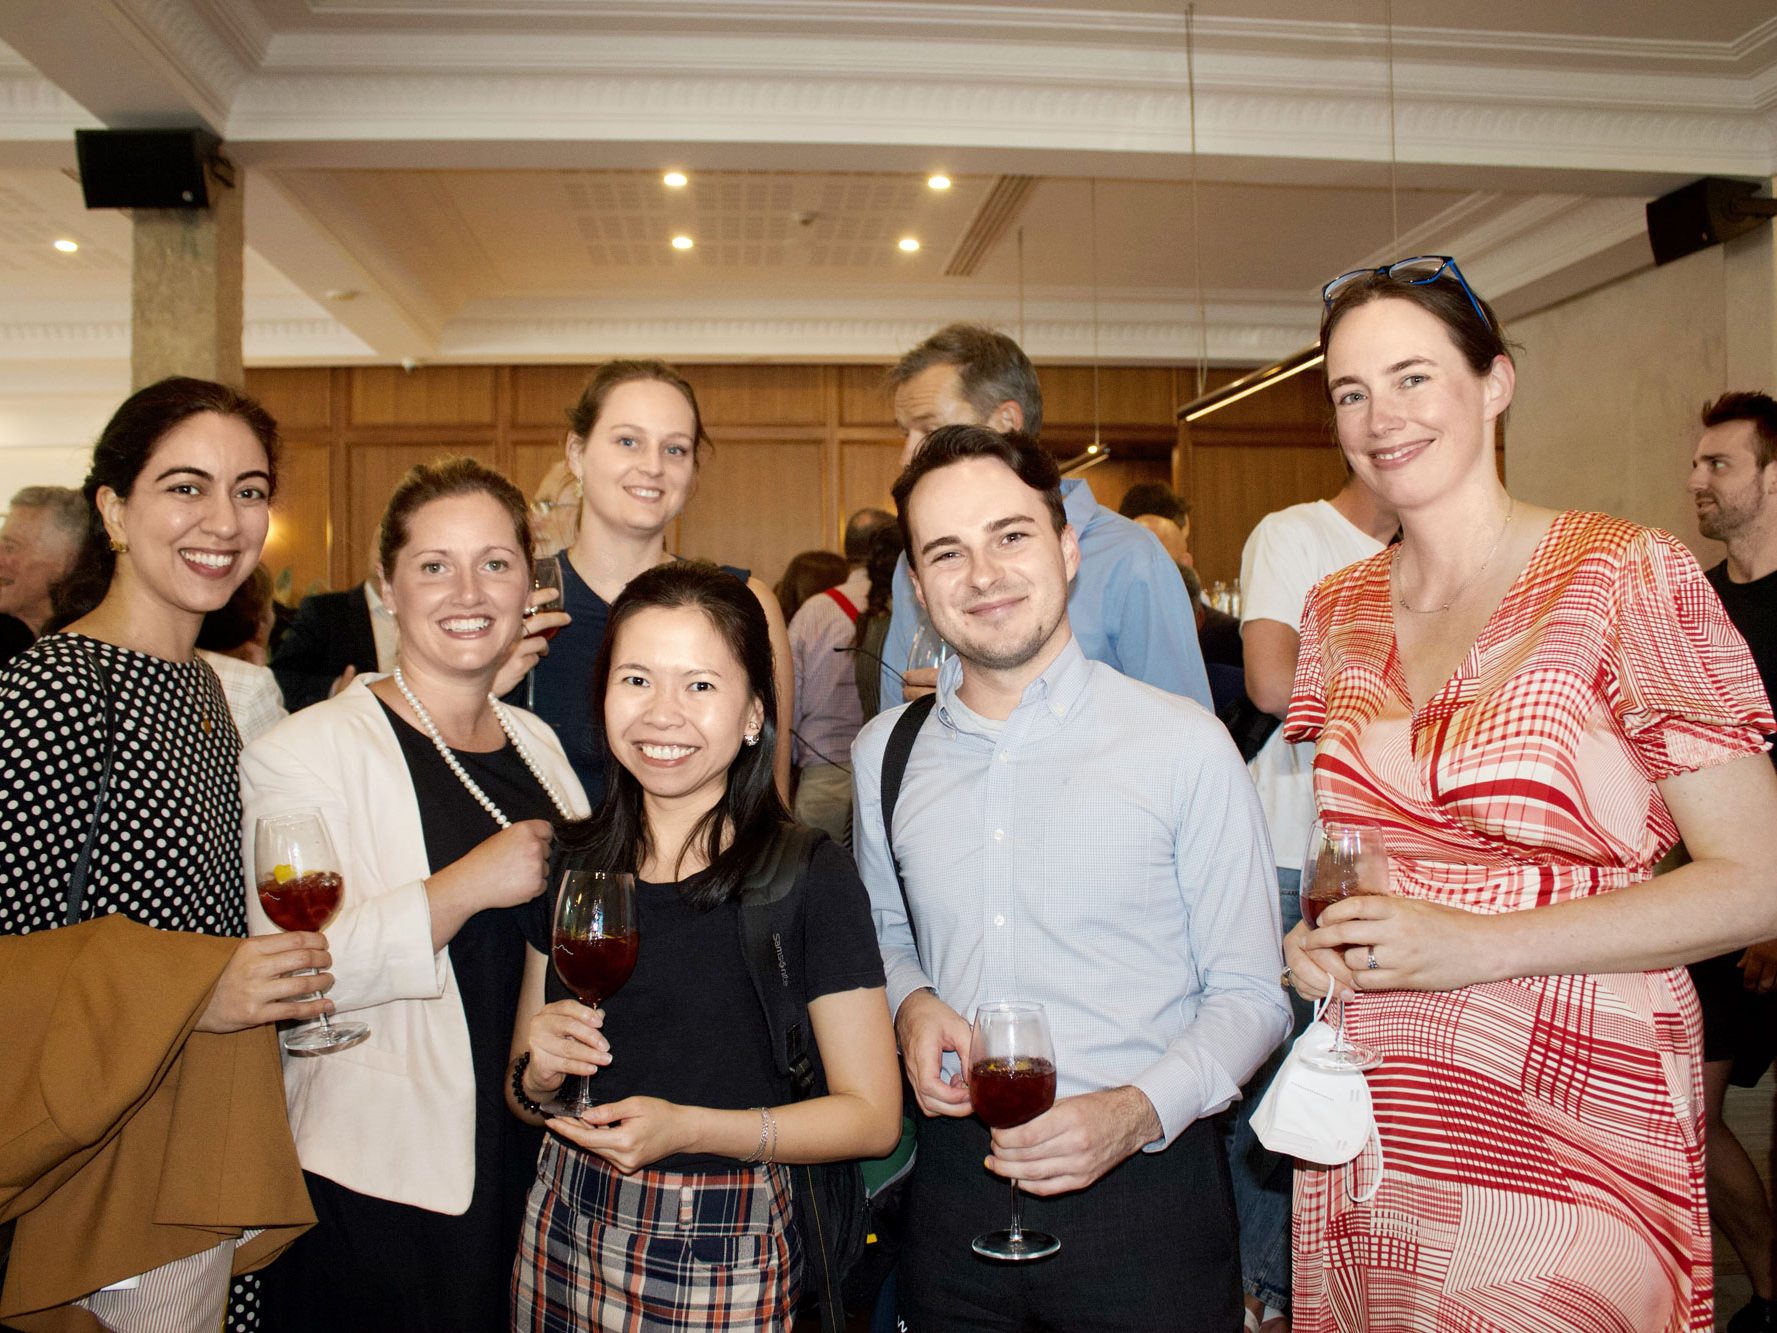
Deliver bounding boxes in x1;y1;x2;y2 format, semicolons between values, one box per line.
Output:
258;869;343;933
968;1057;1057;1130
969;1001;1061;1262
1298;818;1388;1073
551;932;639;1008
545;869;638;1116
253;810;370;1056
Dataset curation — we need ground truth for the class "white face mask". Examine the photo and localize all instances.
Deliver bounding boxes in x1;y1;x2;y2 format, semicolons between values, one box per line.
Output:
1250;1019;1384;1203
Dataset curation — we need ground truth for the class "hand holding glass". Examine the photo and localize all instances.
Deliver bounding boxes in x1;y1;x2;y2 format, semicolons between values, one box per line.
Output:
1299;818;1389;1073
968;1000;1061;1262
545;870;638;1117
254;810;370;1055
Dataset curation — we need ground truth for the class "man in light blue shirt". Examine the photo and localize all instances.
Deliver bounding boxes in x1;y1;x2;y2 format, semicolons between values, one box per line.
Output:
877;323;1212;712
853;423;1289;1330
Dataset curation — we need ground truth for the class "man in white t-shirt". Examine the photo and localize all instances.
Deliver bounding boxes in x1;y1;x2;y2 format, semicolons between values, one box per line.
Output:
1226;473;1395;1332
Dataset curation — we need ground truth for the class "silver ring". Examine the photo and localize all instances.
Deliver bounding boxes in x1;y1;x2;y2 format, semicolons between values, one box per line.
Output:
1366;947;1379;971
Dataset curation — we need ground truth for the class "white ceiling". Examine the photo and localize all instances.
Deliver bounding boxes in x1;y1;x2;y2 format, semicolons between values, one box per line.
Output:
0;0;1772;417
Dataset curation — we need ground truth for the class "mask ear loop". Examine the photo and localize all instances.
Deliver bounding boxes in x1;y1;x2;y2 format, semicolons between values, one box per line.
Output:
1312;993;1332;1027
1347;1114;1385;1204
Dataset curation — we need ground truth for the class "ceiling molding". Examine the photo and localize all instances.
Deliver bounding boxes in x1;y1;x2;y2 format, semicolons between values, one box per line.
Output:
98;0;252;128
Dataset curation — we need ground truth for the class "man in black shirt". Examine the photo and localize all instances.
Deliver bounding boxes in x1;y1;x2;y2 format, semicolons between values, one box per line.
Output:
1687;389;1777;1333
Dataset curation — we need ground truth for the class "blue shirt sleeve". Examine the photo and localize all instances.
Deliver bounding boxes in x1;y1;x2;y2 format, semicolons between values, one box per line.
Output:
1105;527;1214;711
875;555;917;713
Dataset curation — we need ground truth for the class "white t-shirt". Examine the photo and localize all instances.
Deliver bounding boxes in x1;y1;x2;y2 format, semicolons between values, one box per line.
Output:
1239;499;1386;870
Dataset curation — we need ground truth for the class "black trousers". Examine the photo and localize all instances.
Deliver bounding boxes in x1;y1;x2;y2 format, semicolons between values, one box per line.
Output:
899;1113;1242;1332
258;1171;518;1333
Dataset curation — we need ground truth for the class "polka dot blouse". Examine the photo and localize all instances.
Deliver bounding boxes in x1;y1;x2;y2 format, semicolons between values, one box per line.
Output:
0;633;246;937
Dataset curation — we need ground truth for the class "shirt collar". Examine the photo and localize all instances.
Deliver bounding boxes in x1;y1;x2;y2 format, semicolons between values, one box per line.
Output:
1060;476;1097;529
936;633;1090;736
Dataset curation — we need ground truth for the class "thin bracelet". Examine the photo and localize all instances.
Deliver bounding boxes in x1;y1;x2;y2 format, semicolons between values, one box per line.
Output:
764;1107;779;1165
743;1106;770;1164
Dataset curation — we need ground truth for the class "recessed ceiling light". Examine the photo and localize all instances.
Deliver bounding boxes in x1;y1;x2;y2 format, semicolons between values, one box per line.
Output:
671;234;695;250
663;171;688;188
323;288;359;301
52;238;78;253
927;175;951;191
898;237;921;252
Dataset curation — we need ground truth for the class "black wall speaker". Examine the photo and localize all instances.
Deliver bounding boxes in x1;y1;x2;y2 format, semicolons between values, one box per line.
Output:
1646;177;1777;266
75;128;221;209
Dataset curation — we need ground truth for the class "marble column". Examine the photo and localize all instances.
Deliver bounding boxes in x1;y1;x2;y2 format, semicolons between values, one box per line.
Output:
130;161;243;390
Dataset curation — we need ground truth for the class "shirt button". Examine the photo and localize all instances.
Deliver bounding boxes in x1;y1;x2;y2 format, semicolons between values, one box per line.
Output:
993;829;1004;842
994;914;1005;927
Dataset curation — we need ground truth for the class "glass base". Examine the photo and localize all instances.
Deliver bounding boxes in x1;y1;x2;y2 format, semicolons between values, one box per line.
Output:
971;1229;1060;1262
283;1019;370;1056
1301;1044;1381;1073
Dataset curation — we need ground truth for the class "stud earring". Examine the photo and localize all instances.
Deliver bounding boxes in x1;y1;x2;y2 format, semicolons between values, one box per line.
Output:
743;731;760;747
109;538;129;554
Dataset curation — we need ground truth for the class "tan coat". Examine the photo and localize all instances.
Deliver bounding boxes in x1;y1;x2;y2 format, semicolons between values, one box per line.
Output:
0;916;313;1332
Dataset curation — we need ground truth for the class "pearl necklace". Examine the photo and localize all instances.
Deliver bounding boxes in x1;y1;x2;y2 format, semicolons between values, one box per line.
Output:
1395;498;1515;615
392;666;575;828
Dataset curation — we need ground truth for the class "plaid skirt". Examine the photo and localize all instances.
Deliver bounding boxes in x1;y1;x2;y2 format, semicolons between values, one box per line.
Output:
512;1136;803;1332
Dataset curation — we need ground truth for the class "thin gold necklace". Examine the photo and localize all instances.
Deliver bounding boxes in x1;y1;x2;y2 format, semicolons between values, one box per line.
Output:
1396;498;1515;614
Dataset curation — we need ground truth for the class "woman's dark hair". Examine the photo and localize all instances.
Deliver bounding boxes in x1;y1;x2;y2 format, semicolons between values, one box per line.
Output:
565;359;711;464
853;521;903;648
775;549;849;624
52;376;281;626
197;564;274;653
1318;266;1510;382
377;456;533;580
559;560;787;909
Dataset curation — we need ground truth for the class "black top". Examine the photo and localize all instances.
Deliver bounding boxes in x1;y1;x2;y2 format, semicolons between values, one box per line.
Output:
378;700;553;1262
527;838;885;1172
1707;561;1777;768
524;556;749;805
0;613;32;668
0;633;244;936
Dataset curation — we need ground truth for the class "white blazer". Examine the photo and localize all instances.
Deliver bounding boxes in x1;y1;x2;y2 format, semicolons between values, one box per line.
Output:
239;675;588;1214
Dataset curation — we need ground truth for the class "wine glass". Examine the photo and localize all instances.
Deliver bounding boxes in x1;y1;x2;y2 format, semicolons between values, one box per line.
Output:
906;610;951;675
1299;818;1389;1073
525;553;564;707
545;869;639;1116
254;810;370;1056
968;1000;1060;1262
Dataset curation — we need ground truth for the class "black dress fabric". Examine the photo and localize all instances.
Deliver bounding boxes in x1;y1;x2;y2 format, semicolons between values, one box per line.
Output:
524;556;748;806
525;837;885;1173
260;702;555;1333
1688;562;1777;1084
0;612;32;667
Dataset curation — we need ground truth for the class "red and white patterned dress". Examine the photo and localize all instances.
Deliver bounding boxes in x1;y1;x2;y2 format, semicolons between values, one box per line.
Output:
1285;510;1772;1333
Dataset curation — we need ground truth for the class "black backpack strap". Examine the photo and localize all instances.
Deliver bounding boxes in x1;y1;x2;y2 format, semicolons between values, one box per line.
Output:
66;642;121;926
878;691;935;951
736;823;851;1330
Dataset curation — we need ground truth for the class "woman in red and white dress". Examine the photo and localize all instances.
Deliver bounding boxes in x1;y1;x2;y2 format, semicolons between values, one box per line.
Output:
1284;256;1777;1333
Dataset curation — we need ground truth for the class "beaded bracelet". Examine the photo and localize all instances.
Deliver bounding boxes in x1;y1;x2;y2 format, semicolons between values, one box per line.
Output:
510;1051;547;1117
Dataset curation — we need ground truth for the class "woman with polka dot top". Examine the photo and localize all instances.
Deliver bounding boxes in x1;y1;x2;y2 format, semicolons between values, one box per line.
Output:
0;377;336;1330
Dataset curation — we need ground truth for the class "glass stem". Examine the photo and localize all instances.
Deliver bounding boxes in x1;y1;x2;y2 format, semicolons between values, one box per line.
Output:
1331;995;1349;1054
1007;1179;1024;1243
297;964;335;1032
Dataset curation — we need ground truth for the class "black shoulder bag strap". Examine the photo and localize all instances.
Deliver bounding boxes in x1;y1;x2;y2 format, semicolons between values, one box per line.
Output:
737;823;842;1328
65;642;121;926
879;692;936;955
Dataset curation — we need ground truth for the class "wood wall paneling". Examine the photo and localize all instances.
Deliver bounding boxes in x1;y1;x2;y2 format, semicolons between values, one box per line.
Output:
240;359;1336;600
676;439;827;587
263;439;332;602
349;366;498;428
510;365;592;429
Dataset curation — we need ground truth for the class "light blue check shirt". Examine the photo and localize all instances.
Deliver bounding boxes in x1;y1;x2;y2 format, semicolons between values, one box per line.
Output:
852;636;1290;1148
876;476;1212;712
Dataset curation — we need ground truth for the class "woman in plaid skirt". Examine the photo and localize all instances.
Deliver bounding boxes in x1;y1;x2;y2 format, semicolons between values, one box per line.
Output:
508;561;902;1331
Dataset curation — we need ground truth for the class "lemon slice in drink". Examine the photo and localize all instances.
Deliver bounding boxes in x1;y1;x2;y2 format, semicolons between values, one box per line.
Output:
272;863;297;883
